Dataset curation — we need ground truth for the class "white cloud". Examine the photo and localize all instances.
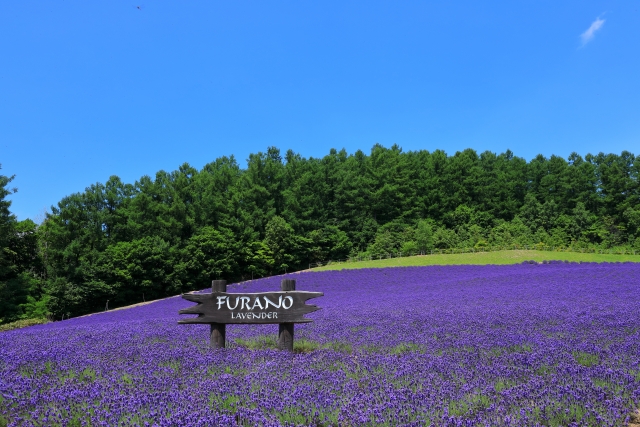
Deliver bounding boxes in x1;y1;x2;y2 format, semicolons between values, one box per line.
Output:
580;17;605;46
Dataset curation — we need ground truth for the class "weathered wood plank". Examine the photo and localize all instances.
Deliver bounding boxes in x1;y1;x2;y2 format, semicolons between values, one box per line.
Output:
178;290;323;324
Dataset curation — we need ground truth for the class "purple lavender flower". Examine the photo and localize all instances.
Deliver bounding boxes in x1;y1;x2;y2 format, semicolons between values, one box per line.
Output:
1;262;640;426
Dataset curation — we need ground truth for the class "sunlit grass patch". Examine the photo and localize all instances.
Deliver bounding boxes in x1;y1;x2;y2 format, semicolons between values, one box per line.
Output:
312;249;640;271
494;378;517;392
531;402;596;427
573;351;599;367
293;338;322;353
390;342;424;355
274;406;309;425
233;334;352;354
591;378;624;394
535;364;556;376
325;341;353;353
448;392;491;417
159;359;181;373
0;318;49;332
209;392;241;412
234;334;277;350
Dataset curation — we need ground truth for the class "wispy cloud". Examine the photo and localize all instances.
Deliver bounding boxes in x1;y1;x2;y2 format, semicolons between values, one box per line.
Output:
580;17;605;46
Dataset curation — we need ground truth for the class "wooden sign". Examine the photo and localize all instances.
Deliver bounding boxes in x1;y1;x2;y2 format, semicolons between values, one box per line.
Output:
178;291;323;324
178;279;323;351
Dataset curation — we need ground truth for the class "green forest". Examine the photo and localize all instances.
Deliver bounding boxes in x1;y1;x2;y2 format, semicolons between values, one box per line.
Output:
2;145;640;323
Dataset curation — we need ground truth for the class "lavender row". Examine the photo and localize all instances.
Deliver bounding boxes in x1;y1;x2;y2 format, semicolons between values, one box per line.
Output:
2;262;640;426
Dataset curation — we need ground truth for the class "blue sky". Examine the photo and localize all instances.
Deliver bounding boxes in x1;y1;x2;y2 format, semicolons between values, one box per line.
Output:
1;0;639;221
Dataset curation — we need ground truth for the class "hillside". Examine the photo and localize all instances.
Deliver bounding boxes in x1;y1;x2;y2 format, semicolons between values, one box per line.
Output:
311;249;640;271
3;146;640;323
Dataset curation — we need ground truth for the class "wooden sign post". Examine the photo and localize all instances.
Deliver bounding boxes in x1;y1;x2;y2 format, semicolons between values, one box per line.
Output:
278;279;295;351
178;279;323;352
210;280;227;349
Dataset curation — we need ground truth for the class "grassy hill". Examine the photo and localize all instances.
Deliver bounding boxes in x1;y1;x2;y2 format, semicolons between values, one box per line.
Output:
311;249;640;271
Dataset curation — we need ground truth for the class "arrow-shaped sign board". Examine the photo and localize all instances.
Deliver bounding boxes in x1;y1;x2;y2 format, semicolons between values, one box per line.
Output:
178;291;323;324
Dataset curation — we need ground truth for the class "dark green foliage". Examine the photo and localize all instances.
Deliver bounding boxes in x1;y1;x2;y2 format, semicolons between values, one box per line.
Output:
0;167;47;323
2;147;640;322
0;168;21;323
263;216;295;273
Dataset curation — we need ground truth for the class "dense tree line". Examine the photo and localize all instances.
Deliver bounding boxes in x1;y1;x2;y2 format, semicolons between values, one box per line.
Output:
0;165;44;324
1;145;639;322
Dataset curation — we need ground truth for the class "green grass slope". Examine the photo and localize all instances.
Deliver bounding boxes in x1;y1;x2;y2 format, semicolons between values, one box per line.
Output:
311;250;640;271
0;318;50;332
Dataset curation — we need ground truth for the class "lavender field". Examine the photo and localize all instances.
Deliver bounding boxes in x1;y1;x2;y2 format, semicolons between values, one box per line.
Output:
2;262;640;427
